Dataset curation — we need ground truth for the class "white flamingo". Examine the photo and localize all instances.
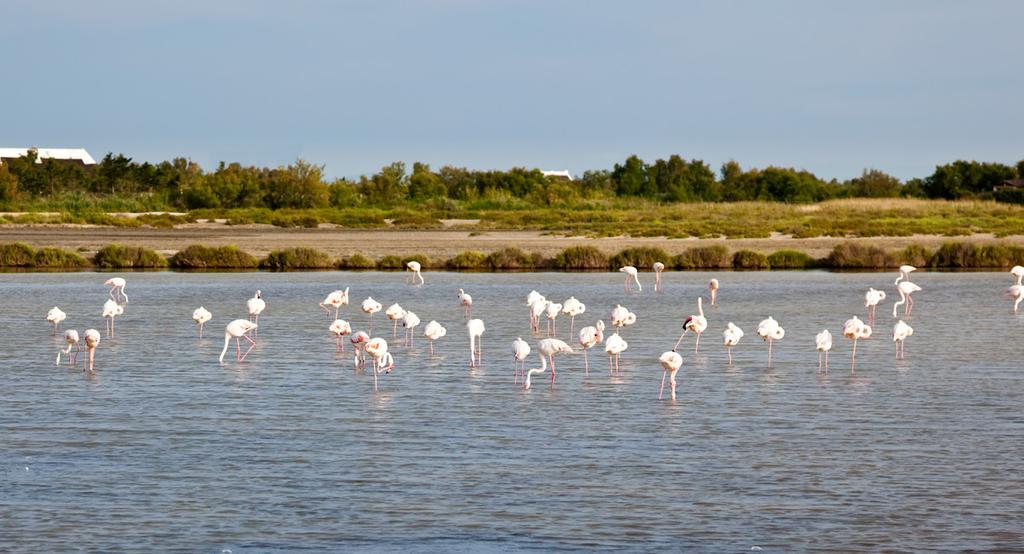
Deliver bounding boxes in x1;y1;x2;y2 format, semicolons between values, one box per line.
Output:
423;320;447;356
895;264;916;285
247;290;265;336
406;260;424;285
102;299;123;337
402;311;421;347
386;303;407;338
722;322;744;365
892;281;922;318
610;304;637;334
365;337;395;391
709;278;720;306
619;265;641;292
320;288;350;319
350;331;370;368
512;337;531;384
83;329;101;372
864;288;886;324
756;316;785;367
561;296;586;336
523;353;548;390
105;277;128;304
458;288;473;319
815;329;833;371
529;299;547;334
361;297;382;333
544;301;562;337
893;320;914;360
56;329;80;366
467;318;485;368
658;351;683;400
673;297;708;353
605;332;628;373
577;320;605;376
192;306;212;338
653;262;665;292
219;319;258;363
537;337;574;384
329;319;352;352
843;315;872;371
46;306;66;335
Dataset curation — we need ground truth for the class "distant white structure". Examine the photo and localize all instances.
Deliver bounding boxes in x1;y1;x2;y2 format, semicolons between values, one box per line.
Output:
542;169;573;181
0;147;97;166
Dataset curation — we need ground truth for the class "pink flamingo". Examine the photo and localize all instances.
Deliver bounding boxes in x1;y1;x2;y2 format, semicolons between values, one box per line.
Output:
220;319;258;363
467;318;485;367
83;329;101;372
537;337;574;384
577;320;605;376
512;337;531;383
619;266;641;292
329;319;352;351
658;351;683;400
320;288;349;319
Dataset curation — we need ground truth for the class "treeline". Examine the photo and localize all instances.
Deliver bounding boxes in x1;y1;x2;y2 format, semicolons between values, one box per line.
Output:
1;149;1023;210
3;241;1023;271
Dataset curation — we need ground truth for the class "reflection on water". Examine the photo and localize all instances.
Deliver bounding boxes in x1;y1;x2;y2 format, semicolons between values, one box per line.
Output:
1;270;1022;551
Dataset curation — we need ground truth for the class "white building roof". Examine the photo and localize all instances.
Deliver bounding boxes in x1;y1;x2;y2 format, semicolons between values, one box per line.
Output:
542;169;573;181
0;147;97;165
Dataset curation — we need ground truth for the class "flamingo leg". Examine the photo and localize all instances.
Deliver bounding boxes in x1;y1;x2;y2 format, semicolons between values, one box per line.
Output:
825;350;829;370
239;335;257;361
569;316;575;337
608;354;613;374
767;338;773;367
851;339;857;373
694;333;701;353
659;370;667;400
616;352;621;373
728;346;733;365
818;351;823;370
549;354;556;383
583;349;589;376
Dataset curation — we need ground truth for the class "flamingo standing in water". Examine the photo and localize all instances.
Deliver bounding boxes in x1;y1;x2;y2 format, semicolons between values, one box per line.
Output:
350;331;370;368
578;320;605;375
620;266;641;292
610;304;637;334
192;306;212;338
102;299;123;337
365;337;395;391
105;277;127;304
756;316;785;367
895;265;916;285
892;281;922;317
529;299;547;334
56;329;80;365
329;319;352;352
658;351;683;400
561;296;585;336
544;301;562;337
46;306;66;335
467;318;485;368
653;262;665;292
709;278;720;306
865;288;886;324
402;311;421;347
361;297;382;333
1008;266;1024;313
605;332;628;373
512;337;531;383
247;290;265;336
893;320;914;360
406;261;424;285
385;303;407;338
537;337;574;384
83;329;101;372
423;320;447;356
219;319;258;363
673;297;708;353
320;288;349;319
458;288;473;319
843;316;872;371
815;329;833;371
523;354;548;390
722;322;744;365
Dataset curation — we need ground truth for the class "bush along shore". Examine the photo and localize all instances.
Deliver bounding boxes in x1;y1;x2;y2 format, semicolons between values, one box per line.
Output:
2;241;1024;271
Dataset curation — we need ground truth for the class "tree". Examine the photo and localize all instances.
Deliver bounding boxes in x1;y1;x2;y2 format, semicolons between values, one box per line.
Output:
263;159;329;209
0;163;19;204
923;160;1015;199
847;168;901;197
408;162;447;200
361;162;408;203
611;155;647;197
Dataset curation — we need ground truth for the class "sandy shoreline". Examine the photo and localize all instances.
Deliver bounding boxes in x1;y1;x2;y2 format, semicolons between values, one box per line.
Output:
2;223;1023;260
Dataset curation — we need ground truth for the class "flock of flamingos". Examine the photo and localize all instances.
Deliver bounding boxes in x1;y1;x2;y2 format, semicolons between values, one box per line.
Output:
44;260;1024;400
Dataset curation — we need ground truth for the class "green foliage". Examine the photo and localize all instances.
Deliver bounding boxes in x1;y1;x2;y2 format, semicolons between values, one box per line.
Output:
928;242;1024;268
924;160;1016;200
732;250;769;269
552;246;609;270
609;247;670;270
93;244;168;268
446;251;488;270
0;242;36;266
845;169;902;198
401;254;433;269
260;247;334;270
170;245;258;269
675;245;730;269
376;255;404;269
338;253;376;269
34;247;89;268
898;244;932;267
825;243;893;269
767;249;818;269
486;247;541;270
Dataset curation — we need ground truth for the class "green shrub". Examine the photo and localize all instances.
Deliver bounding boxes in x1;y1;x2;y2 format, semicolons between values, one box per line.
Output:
0;242;36;266
552;246;608;270
339;253;376;269
486;247;541;270
377;255;404;269
390;211;443;229
767;249;818;269
898;244;932;267
93;244;168;268
401;254;434;269
34;247;89;268
929;242;1024;268
732;249;769;269
675;245;730;269
447;251;488;270
609;247;670;270
825;243;893;269
260;247;334;270
170;244;259;269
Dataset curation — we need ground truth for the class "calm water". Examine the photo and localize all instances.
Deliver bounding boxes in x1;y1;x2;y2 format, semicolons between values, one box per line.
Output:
2;270;1022;552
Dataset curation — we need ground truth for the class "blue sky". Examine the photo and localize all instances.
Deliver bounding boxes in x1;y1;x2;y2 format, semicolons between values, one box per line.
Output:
2;1;1021;180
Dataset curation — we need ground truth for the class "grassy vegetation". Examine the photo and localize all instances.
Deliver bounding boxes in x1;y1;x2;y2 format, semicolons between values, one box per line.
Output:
170;245;259;269
767;249;819;269
732;250;770;270
34;247;90;268
260;247;335;270
93;244;168;268
552;246;609;270
675;245;731;269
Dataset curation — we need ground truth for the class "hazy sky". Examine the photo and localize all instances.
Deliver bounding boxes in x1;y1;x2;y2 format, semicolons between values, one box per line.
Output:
2;1;1021;180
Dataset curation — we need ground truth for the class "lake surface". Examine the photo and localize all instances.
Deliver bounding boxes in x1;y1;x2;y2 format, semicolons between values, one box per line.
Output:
2;270;1022;552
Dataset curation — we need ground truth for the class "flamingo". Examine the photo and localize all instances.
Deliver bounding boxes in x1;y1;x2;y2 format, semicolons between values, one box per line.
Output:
329;319;352;352
102;298;123;337
458;288;473;319
895;264;916;285
320;288;350;319
561;296;586;336
423;320;447;356
756;316;785;367
892;281;922;317
544;301;562;337
46;306;66;335
865;288;886;324
406;260;424;285
365;337;395;391
537;337;574;384
192;306;212;338
361;297;382;333
578;320;605;375
722;322;744;365
893;320;914;360
653;262;665;292
673;297;708;353
815;329;833;371
351;331;370;368
247;290;265;336
512;337;531;383
658;351;683;400
610;304;637;334
529;299;547;333
605;332;628;373
83;329;100;372
523;353;548;390
467;318;485;368
402;311;421;347
219;319;258;363
526;291;546;330
105;277;127;304
1009;284;1024;313
843;315;872;371
619;265;641;292
56;329;80;366
709;278;720;306
386;303;407;338
1011;265;1024;285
